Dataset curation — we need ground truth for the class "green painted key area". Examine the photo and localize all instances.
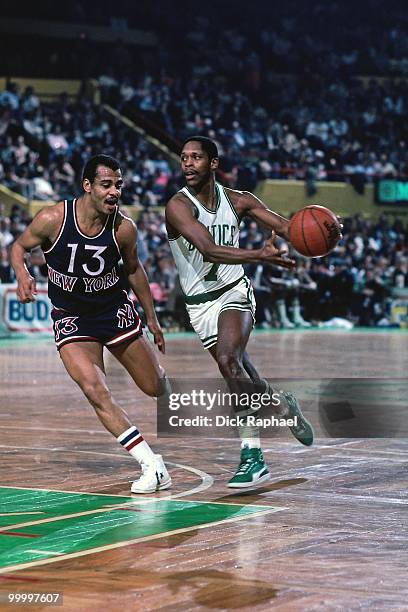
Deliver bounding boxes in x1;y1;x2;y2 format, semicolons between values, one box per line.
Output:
0;487;280;570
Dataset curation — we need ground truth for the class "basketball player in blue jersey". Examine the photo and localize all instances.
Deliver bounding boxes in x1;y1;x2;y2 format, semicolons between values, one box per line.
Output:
11;155;171;494
166;137;314;488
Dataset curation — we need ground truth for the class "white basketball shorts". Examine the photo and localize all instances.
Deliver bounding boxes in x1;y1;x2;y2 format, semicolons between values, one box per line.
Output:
186;276;256;349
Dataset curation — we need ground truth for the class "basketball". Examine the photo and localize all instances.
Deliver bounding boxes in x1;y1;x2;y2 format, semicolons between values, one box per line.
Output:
289;205;342;257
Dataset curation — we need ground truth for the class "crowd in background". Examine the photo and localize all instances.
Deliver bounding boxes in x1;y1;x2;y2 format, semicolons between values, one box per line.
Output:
2;0;407;189
0;74;406;210
109;72;407;192
0;0;407;327
1;199;407;328
0;92;177;207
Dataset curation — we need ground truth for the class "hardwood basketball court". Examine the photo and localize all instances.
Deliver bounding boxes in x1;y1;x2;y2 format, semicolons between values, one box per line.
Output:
0;330;406;610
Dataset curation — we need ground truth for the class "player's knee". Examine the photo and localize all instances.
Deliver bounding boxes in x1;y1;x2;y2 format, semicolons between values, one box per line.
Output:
143;373;168;398
82;380;111;410
217;352;242;377
156;373;171;398
142;365;170;397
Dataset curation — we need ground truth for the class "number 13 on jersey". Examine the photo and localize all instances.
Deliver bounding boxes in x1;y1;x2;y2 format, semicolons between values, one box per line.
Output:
67;243;107;276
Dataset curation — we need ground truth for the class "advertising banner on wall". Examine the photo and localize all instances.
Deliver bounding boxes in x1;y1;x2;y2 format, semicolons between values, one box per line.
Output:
0;284;53;336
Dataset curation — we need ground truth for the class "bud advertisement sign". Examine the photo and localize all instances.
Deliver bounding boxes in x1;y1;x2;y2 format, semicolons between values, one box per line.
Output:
1;284;53;333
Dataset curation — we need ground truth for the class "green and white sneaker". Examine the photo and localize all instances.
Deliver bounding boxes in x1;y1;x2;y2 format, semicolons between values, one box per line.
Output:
262;380;314;447
227;447;270;488
281;391;314;446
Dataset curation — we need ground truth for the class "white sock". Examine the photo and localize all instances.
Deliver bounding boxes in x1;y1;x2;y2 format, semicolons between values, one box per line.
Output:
117;425;155;464
240;437;261;449
239;418;261;448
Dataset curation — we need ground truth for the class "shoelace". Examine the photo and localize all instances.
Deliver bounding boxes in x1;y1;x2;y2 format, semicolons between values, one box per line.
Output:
236;457;257;475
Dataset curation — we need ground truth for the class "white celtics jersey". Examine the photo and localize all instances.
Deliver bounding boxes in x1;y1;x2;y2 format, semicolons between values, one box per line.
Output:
169;183;244;298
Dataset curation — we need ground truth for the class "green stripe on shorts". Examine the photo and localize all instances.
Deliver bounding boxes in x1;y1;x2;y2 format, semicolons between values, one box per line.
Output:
202;333;218;345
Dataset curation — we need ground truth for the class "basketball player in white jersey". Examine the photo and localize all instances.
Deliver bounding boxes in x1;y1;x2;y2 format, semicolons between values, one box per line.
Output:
166;137;314;488
11;155;171;494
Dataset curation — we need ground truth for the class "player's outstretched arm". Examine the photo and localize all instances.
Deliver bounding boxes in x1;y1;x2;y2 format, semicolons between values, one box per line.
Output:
235;191;291;240
11;205;61;303
116;214;165;353
166;195;295;268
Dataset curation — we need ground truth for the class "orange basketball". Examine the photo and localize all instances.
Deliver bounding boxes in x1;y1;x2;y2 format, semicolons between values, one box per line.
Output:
289;205;341;257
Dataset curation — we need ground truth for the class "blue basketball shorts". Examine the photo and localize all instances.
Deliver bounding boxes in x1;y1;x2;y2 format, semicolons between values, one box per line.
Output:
51;295;143;351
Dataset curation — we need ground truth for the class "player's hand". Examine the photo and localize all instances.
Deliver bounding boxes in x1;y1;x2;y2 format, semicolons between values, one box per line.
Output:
260;231;296;269
16;273;37;303
147;317;165;354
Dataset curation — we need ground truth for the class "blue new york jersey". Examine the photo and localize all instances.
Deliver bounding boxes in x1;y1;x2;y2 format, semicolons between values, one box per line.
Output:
44;199;126;314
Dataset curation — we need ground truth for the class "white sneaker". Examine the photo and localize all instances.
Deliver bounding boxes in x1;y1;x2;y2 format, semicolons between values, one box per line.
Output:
131;454;172;494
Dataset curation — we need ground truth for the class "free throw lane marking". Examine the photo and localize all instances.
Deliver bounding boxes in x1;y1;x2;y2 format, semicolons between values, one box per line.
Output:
0;486;287;535
0;503;282;575
0;488;285;574
0;450;284;574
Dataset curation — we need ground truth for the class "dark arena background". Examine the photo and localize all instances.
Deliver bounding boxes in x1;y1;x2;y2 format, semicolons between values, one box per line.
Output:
0;1;407;610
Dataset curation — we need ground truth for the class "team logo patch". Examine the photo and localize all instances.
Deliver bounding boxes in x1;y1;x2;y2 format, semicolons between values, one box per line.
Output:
116;303;135;329
54;316;79;341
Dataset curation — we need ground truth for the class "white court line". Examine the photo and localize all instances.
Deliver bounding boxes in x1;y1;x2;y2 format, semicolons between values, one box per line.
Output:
0;496;282;532
26;550;64;557
317;445;408;457
0;425;106;435
0;507;283;575
0;487;276;509
0;512;44;517
0;445;214;501
0;455;281;532
0;440;286;573
0;484;129;499
0;446;282;531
